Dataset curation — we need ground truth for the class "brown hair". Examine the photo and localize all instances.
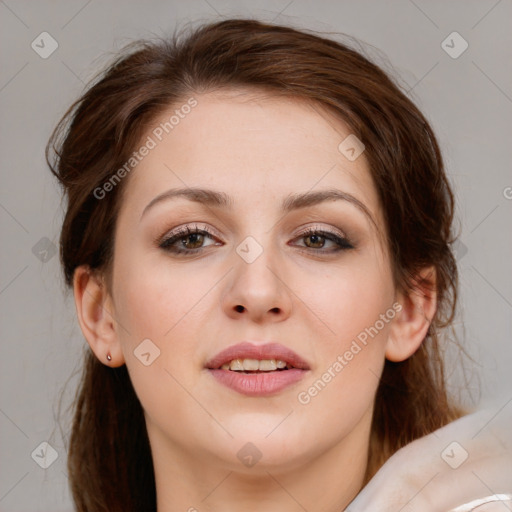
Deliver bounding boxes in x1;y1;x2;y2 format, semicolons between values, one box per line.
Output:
48;18;466;511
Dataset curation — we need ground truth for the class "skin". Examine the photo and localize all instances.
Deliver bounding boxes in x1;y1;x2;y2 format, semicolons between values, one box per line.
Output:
73;88;436;512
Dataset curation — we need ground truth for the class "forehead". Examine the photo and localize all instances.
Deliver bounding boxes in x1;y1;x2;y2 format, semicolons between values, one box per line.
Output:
118;88;382;228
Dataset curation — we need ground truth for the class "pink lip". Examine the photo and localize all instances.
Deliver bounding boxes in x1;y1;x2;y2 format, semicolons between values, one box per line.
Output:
208;368;307;396
204;341;310;370
205;342;310;397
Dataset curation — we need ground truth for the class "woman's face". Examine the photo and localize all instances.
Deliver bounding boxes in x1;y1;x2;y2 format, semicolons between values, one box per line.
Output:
107;89;398;475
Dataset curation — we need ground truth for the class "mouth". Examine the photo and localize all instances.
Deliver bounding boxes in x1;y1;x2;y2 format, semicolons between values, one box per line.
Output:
216;358;296;373
205;342;310;396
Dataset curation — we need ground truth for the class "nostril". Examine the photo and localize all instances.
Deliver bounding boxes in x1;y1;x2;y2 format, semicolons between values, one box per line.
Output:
234;305;245;313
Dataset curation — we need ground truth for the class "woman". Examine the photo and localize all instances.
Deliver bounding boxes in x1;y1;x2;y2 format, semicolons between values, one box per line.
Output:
47;18;511;512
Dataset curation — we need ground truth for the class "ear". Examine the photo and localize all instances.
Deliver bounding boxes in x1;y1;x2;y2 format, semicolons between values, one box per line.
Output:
73;265;125;367
386;266;437;362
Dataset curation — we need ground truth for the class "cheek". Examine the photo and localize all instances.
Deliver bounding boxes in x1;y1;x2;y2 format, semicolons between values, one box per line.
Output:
294;267;394;437
293;346;385;457
114;256;212;343
113;256;223;403
292;253;394;409
297;253;395;348
112;261;212;438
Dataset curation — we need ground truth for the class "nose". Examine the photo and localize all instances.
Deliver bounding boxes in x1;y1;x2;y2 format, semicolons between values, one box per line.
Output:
221;243;293;324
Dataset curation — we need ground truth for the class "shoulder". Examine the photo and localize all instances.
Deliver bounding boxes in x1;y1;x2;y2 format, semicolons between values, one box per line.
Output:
345;402;512;512
447;494;512;511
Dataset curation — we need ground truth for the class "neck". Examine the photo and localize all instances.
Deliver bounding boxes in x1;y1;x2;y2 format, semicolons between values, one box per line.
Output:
149;407;372;512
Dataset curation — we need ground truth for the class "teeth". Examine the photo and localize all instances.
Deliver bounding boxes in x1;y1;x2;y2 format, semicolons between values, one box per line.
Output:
243;358;260;371
258;359;277;371
229;359;244;371
220;359;290;371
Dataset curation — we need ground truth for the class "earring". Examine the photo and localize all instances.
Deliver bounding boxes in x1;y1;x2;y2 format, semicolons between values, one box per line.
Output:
106;353;112;362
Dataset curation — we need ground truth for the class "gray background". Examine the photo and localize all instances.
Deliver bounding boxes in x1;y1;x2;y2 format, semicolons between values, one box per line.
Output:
1;1;511;510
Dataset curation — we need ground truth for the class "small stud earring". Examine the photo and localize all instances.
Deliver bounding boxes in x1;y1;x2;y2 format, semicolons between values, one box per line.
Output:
106;353;112;362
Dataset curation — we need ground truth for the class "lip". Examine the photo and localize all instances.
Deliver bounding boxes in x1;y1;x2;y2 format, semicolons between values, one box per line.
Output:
205;341;310;397
204;341;310;370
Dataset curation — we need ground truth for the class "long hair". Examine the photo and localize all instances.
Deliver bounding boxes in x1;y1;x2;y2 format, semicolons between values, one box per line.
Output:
47;18;466;511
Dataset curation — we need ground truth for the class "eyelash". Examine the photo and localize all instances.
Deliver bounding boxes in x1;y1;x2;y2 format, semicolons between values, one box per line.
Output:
157;223;354;256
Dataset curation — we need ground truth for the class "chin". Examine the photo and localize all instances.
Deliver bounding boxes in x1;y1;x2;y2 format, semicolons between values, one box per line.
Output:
211;423;315;471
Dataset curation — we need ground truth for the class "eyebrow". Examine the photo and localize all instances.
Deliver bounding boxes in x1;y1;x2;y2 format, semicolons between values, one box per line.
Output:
140;187;376;227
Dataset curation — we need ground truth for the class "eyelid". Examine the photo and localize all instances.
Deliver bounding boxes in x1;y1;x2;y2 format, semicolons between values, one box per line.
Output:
156;222;223;245
294;223;348;239
157;222;348;244
155;220;355;256
290;225;355;252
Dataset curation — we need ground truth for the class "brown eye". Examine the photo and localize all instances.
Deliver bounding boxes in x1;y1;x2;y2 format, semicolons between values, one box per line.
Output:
292;228;354;253
159;224;221;255
304;233;326;248
182;233;205;249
